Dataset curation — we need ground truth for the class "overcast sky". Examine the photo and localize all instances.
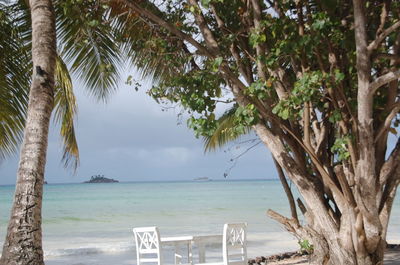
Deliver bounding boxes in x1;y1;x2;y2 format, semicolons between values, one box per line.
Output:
0;70;277;185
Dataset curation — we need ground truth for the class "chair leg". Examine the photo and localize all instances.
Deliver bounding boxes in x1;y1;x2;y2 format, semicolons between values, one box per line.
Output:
199;244;206;263
174;244;182;264
188;241;193;265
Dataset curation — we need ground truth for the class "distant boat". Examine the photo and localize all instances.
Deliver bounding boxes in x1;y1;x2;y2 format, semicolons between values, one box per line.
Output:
83;175;119;183
193;177;211;181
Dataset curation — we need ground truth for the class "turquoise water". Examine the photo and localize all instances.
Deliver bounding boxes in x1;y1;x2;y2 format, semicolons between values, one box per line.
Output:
1;180;399;265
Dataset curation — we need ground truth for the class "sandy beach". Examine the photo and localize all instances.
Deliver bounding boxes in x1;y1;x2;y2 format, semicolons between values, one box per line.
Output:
263;246;400;265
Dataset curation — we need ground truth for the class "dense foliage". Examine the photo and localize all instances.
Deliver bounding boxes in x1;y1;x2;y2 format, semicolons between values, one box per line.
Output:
115;1;400;264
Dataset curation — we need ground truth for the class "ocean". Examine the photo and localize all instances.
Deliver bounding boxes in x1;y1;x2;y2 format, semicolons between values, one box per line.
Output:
0;180;399;265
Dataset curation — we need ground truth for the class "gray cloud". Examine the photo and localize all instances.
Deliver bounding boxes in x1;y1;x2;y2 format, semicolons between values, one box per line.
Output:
0;73;276;185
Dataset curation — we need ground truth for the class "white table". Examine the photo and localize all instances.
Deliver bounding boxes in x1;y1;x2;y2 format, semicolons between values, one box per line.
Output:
161;235;222;264
161;236;193;264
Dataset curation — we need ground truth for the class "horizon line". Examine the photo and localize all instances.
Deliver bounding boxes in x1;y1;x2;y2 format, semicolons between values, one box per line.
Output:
0;177;279;187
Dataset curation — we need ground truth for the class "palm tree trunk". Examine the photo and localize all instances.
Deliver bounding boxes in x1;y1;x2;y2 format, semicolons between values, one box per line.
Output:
0;0;56;264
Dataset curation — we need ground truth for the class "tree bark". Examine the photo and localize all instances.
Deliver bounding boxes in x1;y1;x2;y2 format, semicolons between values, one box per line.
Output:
255;122;386;265
0;0;56;264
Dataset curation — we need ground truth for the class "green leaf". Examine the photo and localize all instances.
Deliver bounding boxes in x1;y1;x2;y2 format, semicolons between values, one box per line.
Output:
87;19;99;27
331;137;350;161
272;105;280;114
54;54;80;170
57;0;123;102
281;108;289;120
334;69;345;82
212;57;223;72
200;0;211;8
249;30;266;48
0;2;30;160
329;109;342;123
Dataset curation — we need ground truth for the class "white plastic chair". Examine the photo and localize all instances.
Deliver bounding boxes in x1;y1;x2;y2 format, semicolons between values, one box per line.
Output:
196;223;247;265
133;227;163;265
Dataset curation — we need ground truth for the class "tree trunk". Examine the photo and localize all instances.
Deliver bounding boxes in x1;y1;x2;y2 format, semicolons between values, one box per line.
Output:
254;122;388;265
0;0;56;264
268;194;387;265
307;232;385;265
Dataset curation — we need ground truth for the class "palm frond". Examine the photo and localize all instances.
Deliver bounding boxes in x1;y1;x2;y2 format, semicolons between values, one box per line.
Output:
203;106;252;152
56;1;123;102
0;2;30;160
54;54;79;170
108;0;190;83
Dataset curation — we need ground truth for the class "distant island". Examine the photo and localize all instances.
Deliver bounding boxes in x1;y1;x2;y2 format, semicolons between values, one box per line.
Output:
194;177;212;181
83;175;119;183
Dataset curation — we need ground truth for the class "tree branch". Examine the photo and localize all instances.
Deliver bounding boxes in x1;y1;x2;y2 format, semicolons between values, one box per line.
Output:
370;69;400;95
379;168;400;240
209;4;253;85
253;122;347;216
187;0;220;54
250;0;268;81
376;1;388;38
374;102;400;143
379;138;400;187
267;209;300;237
303;101;312;149
375;32;400;174
230;44;253;85
368;20;400;52
273;158;299;223
124;0;214;58
250;0;289;102
379;172;400;214
373;53;400;61
123;0;251;98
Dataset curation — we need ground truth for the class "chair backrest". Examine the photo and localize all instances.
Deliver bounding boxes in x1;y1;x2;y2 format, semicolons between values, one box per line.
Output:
133;227;162;265
222;223;247;265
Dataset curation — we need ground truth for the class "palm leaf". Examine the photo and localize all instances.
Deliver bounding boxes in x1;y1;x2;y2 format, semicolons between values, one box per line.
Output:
203;106;252;152
54;54;79;170
56;1;123;102
0;1;81;169
0;2;30;160
108;0;190;83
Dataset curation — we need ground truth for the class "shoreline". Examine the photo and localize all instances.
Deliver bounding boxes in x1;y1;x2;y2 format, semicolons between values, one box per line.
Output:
38;242;400;265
